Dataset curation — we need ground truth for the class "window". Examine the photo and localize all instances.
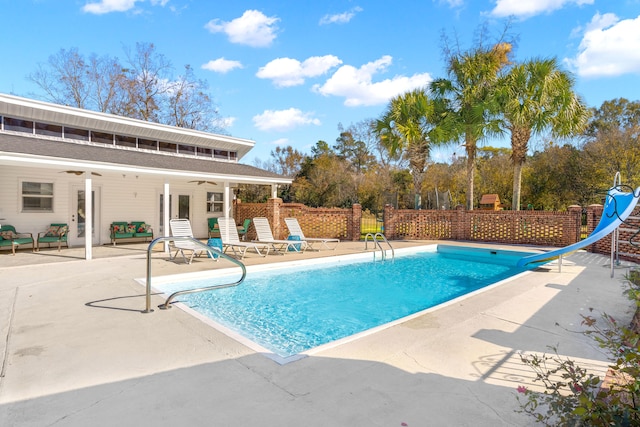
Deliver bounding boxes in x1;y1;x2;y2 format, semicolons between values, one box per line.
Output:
35;122;62;137
138;138;158;151
4;117;33;133
91;131;114;145
214;149;229;160
115;134;136;148
197;147;212;157
64;126;89;141
21;181;53;212
206;192;223;213
178;144;195;155
159;141;177;153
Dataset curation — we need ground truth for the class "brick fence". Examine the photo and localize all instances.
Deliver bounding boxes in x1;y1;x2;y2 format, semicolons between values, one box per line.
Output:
234;198;640;262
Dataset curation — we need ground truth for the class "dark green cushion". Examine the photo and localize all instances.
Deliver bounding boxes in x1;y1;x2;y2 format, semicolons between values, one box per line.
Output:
0;239;14;247
38;236;66;243
13;238;33;245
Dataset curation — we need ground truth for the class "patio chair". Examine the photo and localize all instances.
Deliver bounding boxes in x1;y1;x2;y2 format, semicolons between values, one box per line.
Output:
252;217;306;254
37;223;69;252
284;217;340;250
207;217;219;238
0;225;35;255
218;217;270;259
169;218;211;264
236;218;251;241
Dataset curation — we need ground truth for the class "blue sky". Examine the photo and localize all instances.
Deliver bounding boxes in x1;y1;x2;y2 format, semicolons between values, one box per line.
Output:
1;0;639;165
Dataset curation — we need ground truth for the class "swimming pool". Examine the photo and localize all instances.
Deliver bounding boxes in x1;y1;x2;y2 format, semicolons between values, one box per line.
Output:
150;244;534;362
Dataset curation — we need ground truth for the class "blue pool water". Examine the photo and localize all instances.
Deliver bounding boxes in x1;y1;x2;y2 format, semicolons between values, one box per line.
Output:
153;245;532;359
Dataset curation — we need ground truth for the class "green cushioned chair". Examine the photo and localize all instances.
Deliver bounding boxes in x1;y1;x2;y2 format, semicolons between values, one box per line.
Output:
0;225;35;255
208;217;219;238
110;221;134;245
131;221;153;241
37;223;68;252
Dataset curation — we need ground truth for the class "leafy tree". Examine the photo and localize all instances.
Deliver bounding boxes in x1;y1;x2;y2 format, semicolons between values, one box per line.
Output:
475;147;513;208
430;42;511;209
582;98;640;187
374;88;436;208
497;57;589;210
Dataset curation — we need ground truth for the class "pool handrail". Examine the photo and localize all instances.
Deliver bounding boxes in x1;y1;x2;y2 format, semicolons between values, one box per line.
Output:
364;232;394;261
144;236;247;313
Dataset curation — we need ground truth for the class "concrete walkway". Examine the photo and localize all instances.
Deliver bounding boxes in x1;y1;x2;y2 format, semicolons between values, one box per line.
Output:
0;241;637;426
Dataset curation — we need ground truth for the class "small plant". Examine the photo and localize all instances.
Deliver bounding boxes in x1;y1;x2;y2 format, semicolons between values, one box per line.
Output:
516;271;640;426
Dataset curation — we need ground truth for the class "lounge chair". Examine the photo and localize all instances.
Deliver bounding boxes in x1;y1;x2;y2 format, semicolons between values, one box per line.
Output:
218;217;269;259
284;217;340;250
169;218;211;264
252;217;306;254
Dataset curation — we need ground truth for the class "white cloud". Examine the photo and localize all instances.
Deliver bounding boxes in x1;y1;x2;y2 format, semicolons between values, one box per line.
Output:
204;10;279;48
567;13;640;77
215;116;236;129
253;108;321;132
271;138;290;146
490;0;593;19
201;58;243;74
82;0;139;14
319;7;363;25
313;55;432;107
256;55;342;87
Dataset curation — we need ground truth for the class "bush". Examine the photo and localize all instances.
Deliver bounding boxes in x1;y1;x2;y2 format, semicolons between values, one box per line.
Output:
516;270;640;426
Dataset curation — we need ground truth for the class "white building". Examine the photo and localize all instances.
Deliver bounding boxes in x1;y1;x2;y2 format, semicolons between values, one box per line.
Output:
0;93;291;259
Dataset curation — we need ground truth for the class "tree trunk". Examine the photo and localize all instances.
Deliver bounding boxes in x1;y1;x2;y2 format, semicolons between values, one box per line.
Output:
465;136;476;210
512;161;523;210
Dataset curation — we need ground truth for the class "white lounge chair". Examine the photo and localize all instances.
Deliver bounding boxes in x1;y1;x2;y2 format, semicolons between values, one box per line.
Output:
218;217;270;259
284;217;340;250
169;218;212;264
252;217;307;254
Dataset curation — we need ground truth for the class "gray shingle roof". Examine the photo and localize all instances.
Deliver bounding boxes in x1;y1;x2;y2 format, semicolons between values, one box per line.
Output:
0;133;291;183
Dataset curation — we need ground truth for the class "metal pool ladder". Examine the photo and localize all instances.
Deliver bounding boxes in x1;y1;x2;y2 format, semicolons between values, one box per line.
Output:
143;236;247;313
364;232;395;261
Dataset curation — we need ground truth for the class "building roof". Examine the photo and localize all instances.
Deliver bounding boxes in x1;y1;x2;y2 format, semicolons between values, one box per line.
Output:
0;133;291;185
0;93;255;159
480;194;500;204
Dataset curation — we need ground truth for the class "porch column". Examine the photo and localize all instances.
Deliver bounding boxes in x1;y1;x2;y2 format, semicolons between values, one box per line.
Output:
224;183;231;218
271;184;278;199
84;172;93;260
163;181;170;253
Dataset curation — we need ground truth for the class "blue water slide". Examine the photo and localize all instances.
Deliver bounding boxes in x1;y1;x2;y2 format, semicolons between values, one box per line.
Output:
517;187;640;268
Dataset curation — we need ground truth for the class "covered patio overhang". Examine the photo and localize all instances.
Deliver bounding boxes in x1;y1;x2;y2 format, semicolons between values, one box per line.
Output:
0;147;292;261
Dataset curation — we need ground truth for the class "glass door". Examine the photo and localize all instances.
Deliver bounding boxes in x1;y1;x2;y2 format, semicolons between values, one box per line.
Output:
69;186;100;246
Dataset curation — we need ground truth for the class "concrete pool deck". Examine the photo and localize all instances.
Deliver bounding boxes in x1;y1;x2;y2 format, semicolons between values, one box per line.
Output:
0;240;637;426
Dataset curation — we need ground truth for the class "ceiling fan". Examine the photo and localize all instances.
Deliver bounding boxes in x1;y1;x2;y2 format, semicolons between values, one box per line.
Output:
188;180;217;185
61;170;102;176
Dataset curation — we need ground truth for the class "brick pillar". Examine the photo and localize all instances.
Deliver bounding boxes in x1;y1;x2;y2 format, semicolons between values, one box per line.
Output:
453;204;466;240
585;204;603;253
266;197;283;239
351;203;362;241
383;204;394;240
567;205;582;245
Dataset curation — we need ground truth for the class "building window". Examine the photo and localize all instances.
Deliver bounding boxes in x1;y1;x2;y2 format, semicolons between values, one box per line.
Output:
206;192;223;213
4;117;33;133
64;126;89;141
91;131;114;145
178;144;195;155
138;138;158;151
115;134;136;148
35;122;62;137
197;147;212;157
21;181;54;212
159;141;177;153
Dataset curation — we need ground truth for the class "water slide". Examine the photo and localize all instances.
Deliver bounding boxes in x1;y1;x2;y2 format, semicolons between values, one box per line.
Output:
517;186;640;268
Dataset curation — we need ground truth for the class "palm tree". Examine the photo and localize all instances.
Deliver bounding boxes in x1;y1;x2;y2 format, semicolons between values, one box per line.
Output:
498;58;589;210
430;43;510;210
374;88;435;208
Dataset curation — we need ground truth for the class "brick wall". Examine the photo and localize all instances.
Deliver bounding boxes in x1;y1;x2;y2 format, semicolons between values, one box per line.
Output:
235;198;584;247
